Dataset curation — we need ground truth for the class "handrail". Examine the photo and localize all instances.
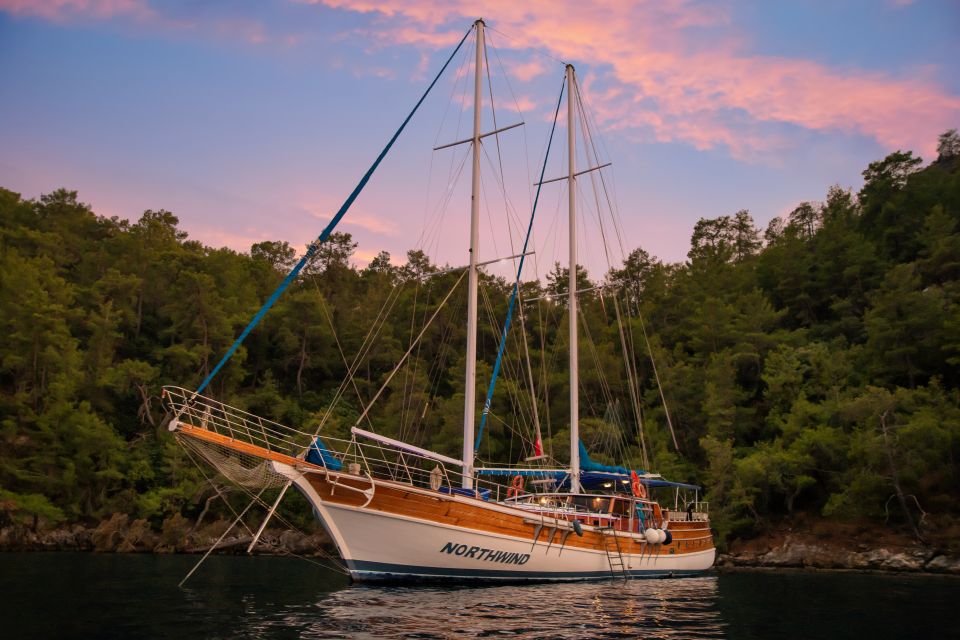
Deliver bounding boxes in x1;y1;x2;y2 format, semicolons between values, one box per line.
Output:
161;385;694;525
163;385;495;495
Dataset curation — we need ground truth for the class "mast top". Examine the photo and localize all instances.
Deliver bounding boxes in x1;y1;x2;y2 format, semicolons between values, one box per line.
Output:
474;18;485;27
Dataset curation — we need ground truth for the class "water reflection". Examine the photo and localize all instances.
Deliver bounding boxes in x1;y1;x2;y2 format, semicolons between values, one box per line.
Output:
249;577;726;639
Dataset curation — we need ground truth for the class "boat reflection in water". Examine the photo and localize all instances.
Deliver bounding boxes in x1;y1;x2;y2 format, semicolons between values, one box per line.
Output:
249;577;725;639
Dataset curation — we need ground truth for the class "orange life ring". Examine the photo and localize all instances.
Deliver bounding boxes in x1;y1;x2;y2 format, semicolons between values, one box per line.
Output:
506;474;524;499
630;470;647;499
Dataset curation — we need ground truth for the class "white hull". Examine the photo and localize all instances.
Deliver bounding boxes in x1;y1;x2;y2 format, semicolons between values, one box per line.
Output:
280;463;715;582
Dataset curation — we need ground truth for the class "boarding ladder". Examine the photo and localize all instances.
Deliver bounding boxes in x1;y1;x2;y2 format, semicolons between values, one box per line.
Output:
598;526;629;581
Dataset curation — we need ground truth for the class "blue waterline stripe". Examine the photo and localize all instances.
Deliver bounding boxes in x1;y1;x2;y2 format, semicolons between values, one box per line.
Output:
346;559;707;581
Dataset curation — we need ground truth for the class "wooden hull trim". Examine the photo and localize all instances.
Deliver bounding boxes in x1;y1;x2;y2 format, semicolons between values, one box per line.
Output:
296;464;713;550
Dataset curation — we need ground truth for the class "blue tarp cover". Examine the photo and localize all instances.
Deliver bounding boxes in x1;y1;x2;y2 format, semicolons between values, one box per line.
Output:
306;437;343;471
475;469;565;477
439;487;492;500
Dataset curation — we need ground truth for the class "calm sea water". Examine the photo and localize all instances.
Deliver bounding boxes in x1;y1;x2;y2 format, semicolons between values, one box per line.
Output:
1;553;957;639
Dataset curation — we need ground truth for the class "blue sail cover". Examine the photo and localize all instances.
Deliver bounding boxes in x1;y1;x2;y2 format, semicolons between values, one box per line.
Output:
578;440;632;475
306;437;343;471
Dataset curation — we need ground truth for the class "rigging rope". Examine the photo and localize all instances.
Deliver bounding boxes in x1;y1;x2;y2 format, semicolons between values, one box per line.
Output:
571;87;651;467
474;61;545;452
311;277;376;431
577;82;681;455
473;76;566;453
194;25;472;395
573;76;661;463
313;280;405;434
353;270;467;429
638;306;680;451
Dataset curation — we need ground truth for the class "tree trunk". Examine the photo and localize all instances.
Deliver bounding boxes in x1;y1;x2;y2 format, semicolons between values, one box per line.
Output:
200;314;209;379
136;383;156;428
189;489;226;535
135;290;143;339
879;410;925;543
297;326;307;398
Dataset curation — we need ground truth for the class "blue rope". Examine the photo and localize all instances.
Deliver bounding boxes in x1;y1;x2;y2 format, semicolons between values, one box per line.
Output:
474;76;566;452
195;26;473;395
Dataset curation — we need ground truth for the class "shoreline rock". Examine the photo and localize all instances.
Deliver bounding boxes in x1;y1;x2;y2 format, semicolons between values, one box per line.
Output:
0;523;94;552
718;533;960;575
0;517;335;557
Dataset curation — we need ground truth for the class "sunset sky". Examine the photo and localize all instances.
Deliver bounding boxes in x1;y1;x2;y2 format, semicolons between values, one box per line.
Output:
2;0;958;274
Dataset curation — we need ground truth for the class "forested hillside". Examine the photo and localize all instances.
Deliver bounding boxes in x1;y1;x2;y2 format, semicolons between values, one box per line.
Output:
2;131;958;547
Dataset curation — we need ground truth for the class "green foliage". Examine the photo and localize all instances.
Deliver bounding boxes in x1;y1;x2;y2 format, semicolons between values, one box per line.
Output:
0;489;65;529
0;129;958;540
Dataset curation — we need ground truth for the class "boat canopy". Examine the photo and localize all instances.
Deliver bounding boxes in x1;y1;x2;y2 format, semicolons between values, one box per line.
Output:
474;467;699;491
475;441;700;491
574;441;700;490
563;471;701;492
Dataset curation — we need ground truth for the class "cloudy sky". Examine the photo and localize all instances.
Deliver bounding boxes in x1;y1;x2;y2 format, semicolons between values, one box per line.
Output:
1;0;958;273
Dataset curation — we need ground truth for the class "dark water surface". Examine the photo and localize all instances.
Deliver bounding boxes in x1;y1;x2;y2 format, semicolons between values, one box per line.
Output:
1;553;957;639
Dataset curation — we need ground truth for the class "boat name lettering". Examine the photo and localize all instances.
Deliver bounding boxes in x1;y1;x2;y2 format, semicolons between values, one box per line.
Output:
439;542;530;565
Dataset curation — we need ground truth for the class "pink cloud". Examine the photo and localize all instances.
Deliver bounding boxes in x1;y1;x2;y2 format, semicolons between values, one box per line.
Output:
511;95;538;114
0;0;289;47
7;0;957;157
352;247;393;267
0;0;153;22
310;208;400;236
206;16;272;45
304;0;960;158
189;225;277;253
504;58;548;82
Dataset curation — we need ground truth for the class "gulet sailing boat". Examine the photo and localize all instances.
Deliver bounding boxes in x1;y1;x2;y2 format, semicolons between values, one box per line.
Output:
164;20;715;582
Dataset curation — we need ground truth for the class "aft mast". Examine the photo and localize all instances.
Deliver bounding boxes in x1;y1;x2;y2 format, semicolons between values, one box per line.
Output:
566;64;580;494
462;19;485;490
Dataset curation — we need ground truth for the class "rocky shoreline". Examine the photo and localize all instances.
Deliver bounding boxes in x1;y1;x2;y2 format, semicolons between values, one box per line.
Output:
4;517;959;576
717;538;960;575
0;514;334;557
717;521;960;576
